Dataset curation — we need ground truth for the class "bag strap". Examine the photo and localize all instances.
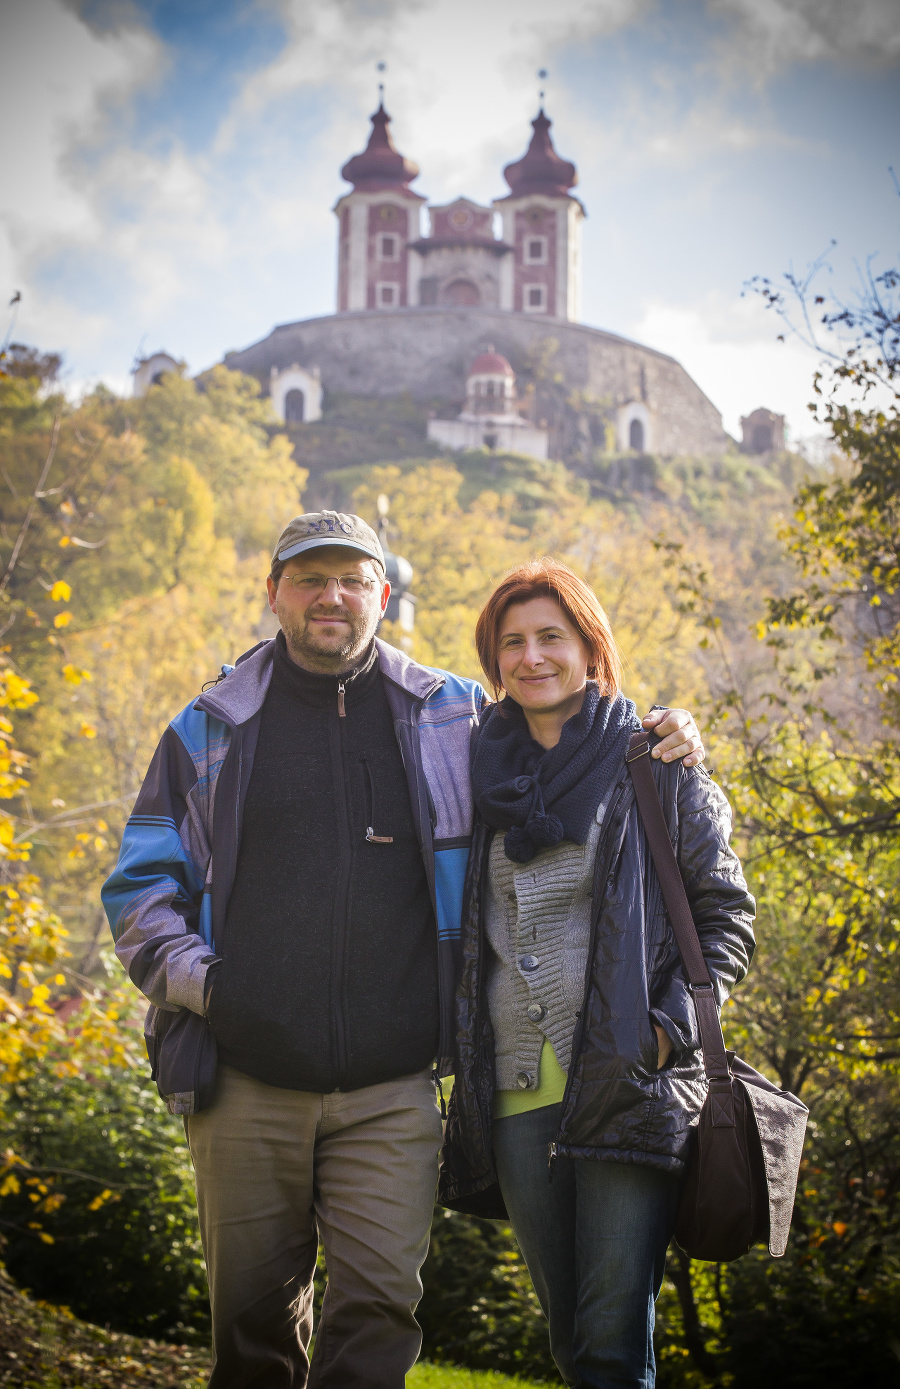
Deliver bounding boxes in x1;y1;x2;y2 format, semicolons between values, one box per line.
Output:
626;731;731;1083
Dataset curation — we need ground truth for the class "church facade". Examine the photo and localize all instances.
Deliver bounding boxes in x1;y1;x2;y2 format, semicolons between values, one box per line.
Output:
224;105;730;458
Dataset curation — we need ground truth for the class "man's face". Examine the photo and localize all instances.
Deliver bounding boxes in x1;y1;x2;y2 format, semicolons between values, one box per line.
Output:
266;545;390;673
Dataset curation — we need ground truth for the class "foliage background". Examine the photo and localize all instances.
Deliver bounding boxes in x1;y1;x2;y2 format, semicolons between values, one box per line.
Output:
0;307;897;1386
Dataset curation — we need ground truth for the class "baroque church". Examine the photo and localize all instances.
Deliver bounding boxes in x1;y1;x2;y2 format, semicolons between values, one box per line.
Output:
188;106;777;460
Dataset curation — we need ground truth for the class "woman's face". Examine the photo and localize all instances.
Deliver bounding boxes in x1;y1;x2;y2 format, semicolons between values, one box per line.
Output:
497;596;590;717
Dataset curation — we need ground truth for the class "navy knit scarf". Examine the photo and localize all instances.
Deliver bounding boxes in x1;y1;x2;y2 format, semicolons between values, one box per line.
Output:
472;684;640;863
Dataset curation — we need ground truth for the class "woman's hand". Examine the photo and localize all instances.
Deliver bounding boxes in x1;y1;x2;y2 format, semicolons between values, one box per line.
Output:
642;708;705;767
654;1024;674;1070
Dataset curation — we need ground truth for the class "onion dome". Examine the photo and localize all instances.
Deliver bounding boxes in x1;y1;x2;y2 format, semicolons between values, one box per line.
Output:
341;105;420;191
502;109;577;198
468;347;514;377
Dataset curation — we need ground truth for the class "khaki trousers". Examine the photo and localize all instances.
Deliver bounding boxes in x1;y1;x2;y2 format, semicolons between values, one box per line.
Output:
185;1064;443;1389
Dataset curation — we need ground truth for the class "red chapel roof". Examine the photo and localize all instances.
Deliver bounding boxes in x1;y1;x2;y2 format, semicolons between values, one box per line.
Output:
340;105;420;192
468;350;515;377
502;109;578;199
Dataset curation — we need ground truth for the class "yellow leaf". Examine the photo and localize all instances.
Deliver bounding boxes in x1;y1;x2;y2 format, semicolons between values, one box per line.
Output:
833;1221;848;1237
78;722;97;739
50;580;71;602
62;664;91;685
0;1173;20;1196
53;612;73;628
39;1232;54;1244
58;536;71;547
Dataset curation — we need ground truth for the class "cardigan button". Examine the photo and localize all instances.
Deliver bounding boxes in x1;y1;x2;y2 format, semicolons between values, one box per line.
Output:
527;1002;546;1022
516;1072;532;1089
520;954;540;971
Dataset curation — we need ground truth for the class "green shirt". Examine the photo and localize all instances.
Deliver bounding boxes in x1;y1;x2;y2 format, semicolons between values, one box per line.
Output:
494;1038;568;1119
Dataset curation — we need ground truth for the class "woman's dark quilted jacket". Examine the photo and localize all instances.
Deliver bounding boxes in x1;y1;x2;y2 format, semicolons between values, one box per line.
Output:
437;749;756;1218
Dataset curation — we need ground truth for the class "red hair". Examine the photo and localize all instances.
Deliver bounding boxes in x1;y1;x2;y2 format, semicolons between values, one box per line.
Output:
475;559;621;701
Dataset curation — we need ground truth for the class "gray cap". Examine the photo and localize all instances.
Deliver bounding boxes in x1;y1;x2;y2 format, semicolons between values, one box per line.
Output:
272;511;385;571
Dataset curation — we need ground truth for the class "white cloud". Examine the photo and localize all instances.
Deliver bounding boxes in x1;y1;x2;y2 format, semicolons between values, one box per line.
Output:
0;0;163;359
711;0;900;74
630;292;824;440
0;0;162;249
233;0;652;201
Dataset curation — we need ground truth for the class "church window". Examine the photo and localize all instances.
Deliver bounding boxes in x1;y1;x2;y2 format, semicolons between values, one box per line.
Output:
284;389;305;424
629;418;644;452
379;234;399;261
524;236;547;264
523;284;546;312
376;282;398;307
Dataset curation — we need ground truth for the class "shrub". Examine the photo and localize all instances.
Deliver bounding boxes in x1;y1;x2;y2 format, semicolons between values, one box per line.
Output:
0;1064;208;1341
418;1208;558;1381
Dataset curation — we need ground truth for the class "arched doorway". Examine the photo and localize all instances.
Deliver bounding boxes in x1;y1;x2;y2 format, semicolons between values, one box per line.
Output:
752;423;773;452
284;389;305;424
441;279;480;306
629;418;644;452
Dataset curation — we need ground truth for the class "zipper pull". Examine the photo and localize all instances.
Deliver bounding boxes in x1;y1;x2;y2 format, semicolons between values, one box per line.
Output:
432;1066;448;1120
366;828;394;844
337;681;346;717
548;1141;558;1180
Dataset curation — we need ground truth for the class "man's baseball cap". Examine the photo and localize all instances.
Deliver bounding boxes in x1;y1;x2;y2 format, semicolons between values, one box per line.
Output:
272;511;385;572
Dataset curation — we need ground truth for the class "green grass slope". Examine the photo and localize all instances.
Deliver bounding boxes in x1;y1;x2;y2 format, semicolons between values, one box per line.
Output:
0;1264;552;1389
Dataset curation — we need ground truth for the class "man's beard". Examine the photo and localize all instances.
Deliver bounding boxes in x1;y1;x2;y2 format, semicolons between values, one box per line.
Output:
279;600;378;672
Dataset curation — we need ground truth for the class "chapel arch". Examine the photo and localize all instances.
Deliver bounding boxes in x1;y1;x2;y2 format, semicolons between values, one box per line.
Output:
284;389;305;424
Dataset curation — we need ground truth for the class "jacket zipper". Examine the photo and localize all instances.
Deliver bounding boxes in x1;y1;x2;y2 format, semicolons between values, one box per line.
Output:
331;683;354;1086
472;829;496;1164
362;756;394;843
547;775;630;1174
395;688;446;1045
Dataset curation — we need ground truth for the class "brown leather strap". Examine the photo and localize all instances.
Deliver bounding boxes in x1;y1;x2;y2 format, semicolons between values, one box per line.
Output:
626;731;731;1082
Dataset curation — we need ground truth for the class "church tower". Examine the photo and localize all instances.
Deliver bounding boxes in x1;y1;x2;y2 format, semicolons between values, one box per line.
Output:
334;106;425;312
493;110;584;320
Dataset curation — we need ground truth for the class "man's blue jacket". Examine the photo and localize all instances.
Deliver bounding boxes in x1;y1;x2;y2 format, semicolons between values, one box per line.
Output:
102;638;488;1113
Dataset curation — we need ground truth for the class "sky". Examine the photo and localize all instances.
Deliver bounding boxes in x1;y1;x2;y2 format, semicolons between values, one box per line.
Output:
1;0;899;443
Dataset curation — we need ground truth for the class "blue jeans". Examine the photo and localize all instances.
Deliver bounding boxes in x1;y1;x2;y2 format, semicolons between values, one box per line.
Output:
492;1104;680;1389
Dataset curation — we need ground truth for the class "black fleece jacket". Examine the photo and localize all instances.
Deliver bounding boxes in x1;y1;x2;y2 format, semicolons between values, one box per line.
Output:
207;633;439;1092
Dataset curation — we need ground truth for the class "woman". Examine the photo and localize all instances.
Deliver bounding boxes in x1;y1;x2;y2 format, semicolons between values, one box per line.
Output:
438;560;755;1389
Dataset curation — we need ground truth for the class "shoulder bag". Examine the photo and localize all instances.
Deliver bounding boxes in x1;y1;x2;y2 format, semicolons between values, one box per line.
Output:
626;731;808;1263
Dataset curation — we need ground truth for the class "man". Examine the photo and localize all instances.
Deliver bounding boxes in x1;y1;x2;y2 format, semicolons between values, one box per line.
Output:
102;511;705;1389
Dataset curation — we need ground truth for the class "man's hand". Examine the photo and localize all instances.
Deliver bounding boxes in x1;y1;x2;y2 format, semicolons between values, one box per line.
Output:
654;1024;674;1069
642;707;705;768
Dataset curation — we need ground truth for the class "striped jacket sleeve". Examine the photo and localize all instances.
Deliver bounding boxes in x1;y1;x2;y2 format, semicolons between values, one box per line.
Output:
101;704;225;1015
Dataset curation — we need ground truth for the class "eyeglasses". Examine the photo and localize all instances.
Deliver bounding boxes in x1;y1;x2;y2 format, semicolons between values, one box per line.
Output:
282;573;379;597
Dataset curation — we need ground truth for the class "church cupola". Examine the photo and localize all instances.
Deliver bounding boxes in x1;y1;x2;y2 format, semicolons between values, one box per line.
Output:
493;108;584;322
501;109;577;199
340;104;420;192
334;104;426;313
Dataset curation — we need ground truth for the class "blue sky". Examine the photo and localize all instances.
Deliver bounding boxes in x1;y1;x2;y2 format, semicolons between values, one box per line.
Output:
1;0;898;441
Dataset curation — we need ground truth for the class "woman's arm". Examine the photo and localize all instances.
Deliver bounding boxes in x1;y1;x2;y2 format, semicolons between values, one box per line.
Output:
650;763;756;1065
675;764;756;998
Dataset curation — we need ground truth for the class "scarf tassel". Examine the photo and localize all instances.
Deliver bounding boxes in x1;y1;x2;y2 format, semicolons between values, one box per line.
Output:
504;812;564;864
